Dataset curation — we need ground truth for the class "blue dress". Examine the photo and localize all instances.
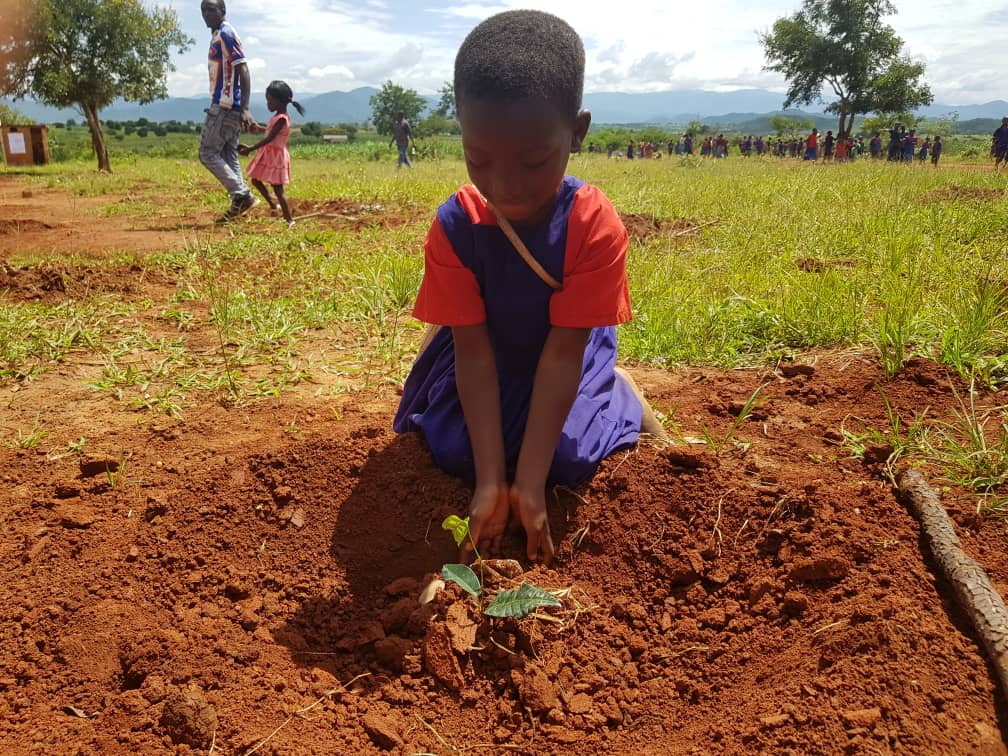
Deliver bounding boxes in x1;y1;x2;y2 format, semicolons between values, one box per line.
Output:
393;176;642;487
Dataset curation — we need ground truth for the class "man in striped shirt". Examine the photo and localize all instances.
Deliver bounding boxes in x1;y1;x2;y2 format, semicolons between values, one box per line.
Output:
199;1;259;222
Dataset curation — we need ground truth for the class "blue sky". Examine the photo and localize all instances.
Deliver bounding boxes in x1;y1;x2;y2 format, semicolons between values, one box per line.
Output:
163;0;1006;105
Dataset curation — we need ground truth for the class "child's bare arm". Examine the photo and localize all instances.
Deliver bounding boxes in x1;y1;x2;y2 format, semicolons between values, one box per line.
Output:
512;326;591;562
247;120;284;151
453;324;510;556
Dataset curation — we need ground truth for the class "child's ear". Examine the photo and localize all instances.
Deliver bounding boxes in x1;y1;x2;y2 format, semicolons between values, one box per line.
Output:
570;109;592;153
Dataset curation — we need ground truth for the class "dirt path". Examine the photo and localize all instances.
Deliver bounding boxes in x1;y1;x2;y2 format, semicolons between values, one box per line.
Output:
1;176;1006;754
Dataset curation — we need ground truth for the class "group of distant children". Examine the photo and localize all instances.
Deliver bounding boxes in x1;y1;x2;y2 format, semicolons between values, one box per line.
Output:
602;128;944;166
873;125;943;165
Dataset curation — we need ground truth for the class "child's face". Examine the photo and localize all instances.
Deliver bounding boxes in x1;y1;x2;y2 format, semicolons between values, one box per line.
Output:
458;97;590;226
266;93;280;112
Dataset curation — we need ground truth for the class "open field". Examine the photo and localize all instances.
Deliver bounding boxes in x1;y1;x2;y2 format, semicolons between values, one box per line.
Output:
1;153;1007;754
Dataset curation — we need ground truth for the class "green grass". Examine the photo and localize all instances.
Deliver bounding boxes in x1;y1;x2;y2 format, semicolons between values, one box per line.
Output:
3;152;1007;400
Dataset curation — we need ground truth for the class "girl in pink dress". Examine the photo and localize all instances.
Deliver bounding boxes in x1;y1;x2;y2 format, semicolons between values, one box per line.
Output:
238;80;304;227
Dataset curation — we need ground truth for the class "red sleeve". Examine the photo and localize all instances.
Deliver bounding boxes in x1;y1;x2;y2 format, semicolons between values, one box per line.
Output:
550;184;632;328
412;216;486;326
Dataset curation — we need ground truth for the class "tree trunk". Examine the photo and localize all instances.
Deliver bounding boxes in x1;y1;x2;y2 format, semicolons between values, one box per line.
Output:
80;100;110;173
837;108;849;140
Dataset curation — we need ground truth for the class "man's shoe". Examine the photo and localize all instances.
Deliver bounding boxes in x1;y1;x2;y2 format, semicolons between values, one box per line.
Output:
234;193;258;218
215;193;258;224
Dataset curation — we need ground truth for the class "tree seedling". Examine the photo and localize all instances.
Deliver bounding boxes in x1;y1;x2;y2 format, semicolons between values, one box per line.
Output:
440;515;561;618
698;383;769;454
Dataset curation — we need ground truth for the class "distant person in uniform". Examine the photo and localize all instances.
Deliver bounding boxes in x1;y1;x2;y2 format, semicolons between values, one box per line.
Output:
199;0;260;223
887;123;903;161
869;132;882;159
804;128;818;161
822;130;834;161
930;135;943;167
901;129;918;162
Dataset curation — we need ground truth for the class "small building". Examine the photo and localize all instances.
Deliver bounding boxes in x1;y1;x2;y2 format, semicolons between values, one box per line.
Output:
1;125;50;166
321;134;349;143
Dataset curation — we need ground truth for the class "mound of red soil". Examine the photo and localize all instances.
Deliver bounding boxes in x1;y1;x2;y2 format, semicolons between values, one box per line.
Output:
0;353;1005;754
0;218;58;234
0;263;176;304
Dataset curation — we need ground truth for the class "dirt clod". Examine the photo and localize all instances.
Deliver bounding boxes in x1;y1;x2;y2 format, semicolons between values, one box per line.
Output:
422;622;464;692
158;686;217;748
841;707;882;728
514;665;560;714
788;556;850;583
362;711;403;750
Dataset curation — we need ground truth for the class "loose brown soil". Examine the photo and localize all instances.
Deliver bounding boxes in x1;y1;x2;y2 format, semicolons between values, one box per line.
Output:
1;176;1007;755
927;186;1007;203
289;199;428;232
795;257;858;273
618;213;711;243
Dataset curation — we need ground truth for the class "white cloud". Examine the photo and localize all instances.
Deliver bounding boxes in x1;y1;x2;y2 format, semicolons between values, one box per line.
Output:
162;0;1007;105
596;42;624;65
626;51;696;83
308;65;356;79
356;43;424;80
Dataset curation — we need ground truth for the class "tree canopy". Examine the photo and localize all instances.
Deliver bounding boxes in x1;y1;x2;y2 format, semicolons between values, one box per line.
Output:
433;82;455;120
0;0;192;171
369;81;426;137
768;114;814;138
760;0;932;139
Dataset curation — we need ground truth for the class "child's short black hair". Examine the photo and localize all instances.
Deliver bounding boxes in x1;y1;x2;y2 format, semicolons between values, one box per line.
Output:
454;10;585;120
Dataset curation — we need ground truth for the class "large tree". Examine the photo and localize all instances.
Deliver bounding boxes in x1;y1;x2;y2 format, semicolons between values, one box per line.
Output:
0;0;192;171
369;81;426;137
760;0;932;139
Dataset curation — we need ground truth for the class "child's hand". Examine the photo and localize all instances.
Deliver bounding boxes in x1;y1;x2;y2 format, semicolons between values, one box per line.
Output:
464;483;511;562
509;484;554;564
237;144;250;156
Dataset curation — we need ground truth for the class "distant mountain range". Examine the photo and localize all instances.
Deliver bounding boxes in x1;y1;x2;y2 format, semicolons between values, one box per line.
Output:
3;87;1006;128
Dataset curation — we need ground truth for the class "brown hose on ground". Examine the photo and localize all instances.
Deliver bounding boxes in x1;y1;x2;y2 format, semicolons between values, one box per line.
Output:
898;468;1008;698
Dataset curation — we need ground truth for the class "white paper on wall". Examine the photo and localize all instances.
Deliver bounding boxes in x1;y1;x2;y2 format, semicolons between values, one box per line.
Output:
7;132;26;154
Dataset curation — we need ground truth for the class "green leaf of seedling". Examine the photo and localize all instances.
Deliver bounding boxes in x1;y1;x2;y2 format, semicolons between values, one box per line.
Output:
441;514;470;547
484;583;562;618
442;563;481;597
